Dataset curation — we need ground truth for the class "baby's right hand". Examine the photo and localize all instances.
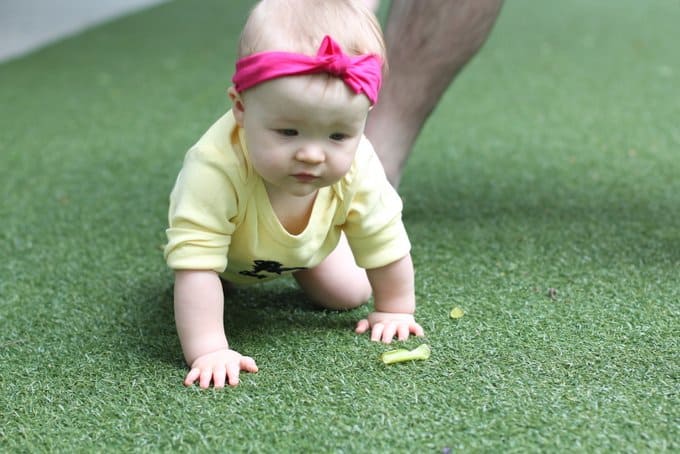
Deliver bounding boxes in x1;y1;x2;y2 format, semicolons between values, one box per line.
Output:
184;349;258;389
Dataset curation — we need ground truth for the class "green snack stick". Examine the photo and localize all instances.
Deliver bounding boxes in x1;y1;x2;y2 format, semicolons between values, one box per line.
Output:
381;344;431;365
450;306;464;319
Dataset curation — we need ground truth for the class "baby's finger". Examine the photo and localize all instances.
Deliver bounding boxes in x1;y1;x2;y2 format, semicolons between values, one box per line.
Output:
225;362;241;387
370;323;385;342
355;319;370;334
212;365;227;389
184;367;201;387
397;324;410;341
199;367;214;389
240;356;259;373
381;322;398;344
411;322;425;337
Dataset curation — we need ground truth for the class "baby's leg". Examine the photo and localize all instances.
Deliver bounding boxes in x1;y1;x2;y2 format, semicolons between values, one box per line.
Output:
294;234;372;310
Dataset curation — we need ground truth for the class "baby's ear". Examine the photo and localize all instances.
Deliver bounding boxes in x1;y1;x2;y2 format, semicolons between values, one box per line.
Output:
228;86;245;126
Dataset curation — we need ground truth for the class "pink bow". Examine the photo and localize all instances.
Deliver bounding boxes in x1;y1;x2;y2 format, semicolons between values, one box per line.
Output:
232;35;382;104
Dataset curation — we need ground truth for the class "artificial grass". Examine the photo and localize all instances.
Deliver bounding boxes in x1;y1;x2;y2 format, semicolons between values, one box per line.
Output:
1;0;678;452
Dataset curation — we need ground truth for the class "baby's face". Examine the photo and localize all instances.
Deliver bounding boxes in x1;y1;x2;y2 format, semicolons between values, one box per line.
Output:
232;75;371;198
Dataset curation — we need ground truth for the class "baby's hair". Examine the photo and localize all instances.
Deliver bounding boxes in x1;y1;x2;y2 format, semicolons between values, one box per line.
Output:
237;0;387;72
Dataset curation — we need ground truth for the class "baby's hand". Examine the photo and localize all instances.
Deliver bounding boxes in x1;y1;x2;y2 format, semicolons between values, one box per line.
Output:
355;311;424;343
184;349;258;389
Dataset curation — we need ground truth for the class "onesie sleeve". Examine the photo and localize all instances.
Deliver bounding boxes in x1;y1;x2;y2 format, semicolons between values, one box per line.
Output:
164;144;239;273
343;139;411;269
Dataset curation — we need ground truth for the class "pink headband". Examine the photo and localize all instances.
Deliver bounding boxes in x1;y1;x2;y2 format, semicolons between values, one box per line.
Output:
232;35;382;104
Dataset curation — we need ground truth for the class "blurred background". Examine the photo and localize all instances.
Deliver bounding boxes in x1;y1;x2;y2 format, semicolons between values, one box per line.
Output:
0;0;167;62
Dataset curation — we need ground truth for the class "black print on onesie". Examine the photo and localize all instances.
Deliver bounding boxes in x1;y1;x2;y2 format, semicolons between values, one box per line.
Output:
239;260;308;279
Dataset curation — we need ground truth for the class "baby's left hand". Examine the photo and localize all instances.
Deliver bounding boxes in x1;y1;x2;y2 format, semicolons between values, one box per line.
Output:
355;311;424;343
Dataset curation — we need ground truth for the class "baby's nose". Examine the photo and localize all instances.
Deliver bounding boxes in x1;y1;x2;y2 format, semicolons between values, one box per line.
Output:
295;144;325;163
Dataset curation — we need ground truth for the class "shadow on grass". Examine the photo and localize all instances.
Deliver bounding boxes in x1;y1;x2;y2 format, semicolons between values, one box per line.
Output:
122;275;362;368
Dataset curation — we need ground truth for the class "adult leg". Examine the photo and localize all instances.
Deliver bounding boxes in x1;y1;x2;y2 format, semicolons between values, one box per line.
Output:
365;0;504;187
294;234;372;310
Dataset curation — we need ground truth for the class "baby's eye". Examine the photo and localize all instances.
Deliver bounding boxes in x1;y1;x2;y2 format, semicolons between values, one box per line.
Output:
329;133;349;141
276;129;298;137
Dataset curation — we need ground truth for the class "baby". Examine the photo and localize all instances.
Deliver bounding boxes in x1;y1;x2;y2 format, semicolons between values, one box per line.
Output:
164;0;424;389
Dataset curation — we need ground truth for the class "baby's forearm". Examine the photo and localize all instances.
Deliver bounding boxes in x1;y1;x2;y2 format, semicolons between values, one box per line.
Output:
174;270;229;364
366;254;416;314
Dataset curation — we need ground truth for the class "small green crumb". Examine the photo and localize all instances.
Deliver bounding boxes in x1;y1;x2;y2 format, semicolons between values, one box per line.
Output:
381;344;431;365
450;306;465;319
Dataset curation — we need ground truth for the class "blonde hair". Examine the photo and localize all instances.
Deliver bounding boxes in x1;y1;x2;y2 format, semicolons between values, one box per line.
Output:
237;0;387;71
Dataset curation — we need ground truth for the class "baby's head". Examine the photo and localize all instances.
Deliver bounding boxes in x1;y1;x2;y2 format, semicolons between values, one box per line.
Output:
227;1;387;197
237;0;386;68
231;0;386;107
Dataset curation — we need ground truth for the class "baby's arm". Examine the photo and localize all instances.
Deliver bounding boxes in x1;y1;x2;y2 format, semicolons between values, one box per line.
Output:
174;270;258;388
355;254;425;343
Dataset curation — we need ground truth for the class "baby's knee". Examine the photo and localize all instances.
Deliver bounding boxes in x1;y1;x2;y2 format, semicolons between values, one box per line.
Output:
335;289;371;311
315;286;371;311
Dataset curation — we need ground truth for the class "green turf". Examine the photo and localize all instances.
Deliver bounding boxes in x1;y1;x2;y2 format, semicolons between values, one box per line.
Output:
1;0;678;452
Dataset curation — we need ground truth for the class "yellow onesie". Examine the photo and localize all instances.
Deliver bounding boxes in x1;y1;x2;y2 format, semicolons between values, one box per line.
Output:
164;111;410;285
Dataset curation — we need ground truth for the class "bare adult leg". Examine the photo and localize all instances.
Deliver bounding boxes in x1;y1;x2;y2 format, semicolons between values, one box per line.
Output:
365;0;504;187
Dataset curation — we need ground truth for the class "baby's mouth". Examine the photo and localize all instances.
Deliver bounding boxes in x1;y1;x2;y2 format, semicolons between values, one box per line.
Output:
292;173;319;183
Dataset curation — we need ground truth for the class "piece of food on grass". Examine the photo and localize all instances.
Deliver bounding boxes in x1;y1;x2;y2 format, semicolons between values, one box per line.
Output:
381;344;431;364
450;306;465;319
